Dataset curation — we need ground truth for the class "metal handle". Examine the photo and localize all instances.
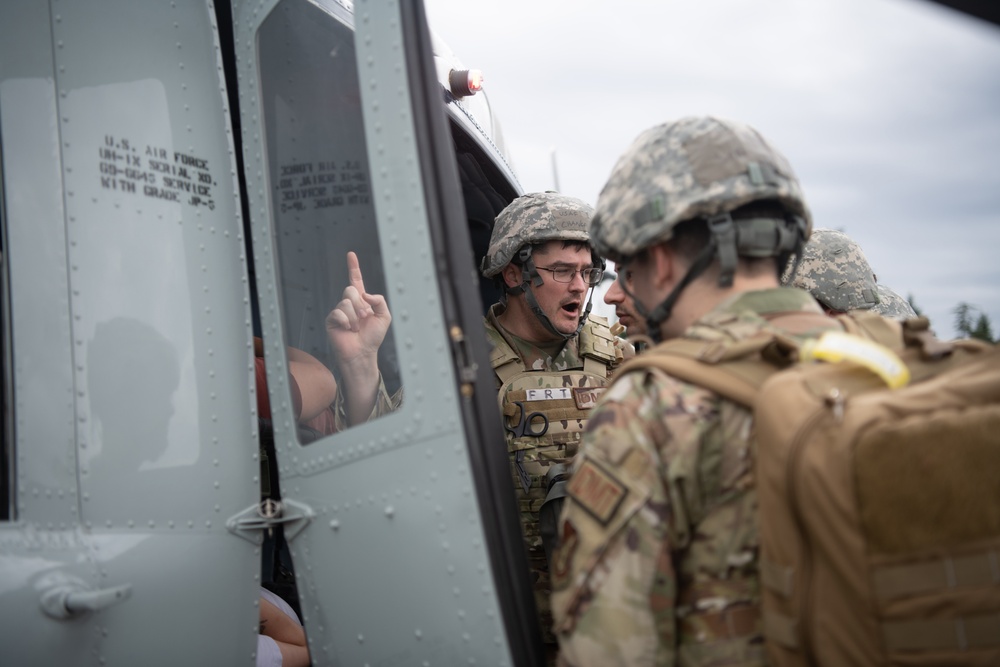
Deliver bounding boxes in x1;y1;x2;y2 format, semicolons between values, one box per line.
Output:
41;583;132;619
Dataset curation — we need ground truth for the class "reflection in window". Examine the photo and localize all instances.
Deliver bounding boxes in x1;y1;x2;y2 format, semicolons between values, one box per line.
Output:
258;0;402;443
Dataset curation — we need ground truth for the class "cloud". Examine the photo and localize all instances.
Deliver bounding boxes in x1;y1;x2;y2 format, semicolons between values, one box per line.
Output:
426;0;1000;338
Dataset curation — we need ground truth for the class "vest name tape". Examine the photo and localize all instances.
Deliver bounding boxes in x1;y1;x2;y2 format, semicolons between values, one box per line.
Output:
520;386;607;411
526;387;573;401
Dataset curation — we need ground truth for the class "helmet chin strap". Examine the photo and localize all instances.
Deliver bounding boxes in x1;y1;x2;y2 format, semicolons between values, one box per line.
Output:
621;241;717;345
523;284;594;340
620;214;807;345
504;246;595;341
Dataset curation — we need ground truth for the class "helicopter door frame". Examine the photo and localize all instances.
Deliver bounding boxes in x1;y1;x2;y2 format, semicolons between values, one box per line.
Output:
398;2;546;664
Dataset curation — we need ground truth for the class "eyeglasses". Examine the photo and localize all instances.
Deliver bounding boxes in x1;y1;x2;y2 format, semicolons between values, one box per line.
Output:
536;266;605;286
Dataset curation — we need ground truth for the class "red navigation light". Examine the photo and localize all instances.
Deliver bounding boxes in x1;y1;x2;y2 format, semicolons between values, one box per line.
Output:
449;69;484;98
467;70;483;92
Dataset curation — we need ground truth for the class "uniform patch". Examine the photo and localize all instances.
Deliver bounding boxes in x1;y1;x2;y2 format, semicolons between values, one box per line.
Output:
567;459;626;525
572;386;606;410
526;387;572;401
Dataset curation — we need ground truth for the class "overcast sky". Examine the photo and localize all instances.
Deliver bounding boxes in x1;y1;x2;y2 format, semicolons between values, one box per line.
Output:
424;0;1000;339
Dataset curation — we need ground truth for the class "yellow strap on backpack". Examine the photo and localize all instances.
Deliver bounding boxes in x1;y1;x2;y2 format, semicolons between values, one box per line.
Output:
800;331;910;389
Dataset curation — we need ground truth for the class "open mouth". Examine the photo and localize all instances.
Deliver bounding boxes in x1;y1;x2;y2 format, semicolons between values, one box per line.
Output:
561;301;581;317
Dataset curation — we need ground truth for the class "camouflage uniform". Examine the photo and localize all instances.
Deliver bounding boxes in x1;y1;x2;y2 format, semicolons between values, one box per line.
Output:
551;289;841;666
552;117;821;665
482;192;631;663
485;304;626;654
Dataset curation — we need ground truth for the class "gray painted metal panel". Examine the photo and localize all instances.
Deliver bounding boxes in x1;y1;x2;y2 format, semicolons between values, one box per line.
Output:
0;1;261;664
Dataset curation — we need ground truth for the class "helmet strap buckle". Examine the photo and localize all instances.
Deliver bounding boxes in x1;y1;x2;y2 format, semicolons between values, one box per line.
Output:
707;213;738;288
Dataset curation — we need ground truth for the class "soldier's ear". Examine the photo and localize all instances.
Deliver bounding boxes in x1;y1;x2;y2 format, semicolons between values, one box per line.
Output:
648;243;680;289
501;263;521;289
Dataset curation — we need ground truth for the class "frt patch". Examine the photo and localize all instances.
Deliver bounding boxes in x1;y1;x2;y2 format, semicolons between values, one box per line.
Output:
567;459;626;525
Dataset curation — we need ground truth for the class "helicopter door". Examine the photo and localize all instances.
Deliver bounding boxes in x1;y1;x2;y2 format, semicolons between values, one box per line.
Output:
233;0;543;664
0;0;261;663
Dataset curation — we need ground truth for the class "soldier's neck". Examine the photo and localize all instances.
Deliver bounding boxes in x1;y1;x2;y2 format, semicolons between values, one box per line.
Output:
661;273;781;339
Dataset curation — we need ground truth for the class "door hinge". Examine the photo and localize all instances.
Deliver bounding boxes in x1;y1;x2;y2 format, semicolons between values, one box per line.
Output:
226;498;315;544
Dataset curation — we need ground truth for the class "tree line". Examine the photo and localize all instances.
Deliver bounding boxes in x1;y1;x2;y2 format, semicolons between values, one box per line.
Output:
909;298;997;343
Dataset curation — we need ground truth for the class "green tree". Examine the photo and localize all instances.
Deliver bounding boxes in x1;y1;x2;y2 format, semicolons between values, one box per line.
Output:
953;302;996;343
907;294;923;317
972;313;995;343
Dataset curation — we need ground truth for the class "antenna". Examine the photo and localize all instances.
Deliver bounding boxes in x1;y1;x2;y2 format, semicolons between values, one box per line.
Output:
550;148;560;192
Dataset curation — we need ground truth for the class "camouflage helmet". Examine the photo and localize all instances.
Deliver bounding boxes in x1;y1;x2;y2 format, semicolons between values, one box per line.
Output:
591;116;812;264
786;228;879;312
873;284;917;320
481;192;593;278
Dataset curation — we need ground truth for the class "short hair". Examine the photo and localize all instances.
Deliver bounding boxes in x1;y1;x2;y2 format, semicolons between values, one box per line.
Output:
667;200;790;278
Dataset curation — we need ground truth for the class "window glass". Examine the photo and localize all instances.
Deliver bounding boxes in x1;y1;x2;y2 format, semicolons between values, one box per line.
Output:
258;0;401;441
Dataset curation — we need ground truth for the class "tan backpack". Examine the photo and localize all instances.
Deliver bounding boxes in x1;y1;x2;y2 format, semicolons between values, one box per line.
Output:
616;315;1000;665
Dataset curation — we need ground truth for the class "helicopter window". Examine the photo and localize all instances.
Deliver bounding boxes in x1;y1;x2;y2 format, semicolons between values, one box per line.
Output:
257;0;402;442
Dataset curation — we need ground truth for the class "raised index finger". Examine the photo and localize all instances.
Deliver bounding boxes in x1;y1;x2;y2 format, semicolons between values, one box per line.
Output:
346;251;366;296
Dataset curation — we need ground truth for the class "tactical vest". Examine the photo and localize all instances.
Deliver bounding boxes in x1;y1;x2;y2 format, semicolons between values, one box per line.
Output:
491;315;621;650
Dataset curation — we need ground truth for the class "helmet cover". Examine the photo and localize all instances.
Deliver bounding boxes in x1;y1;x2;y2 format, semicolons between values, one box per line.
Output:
481;192;593;277
591;116;811;263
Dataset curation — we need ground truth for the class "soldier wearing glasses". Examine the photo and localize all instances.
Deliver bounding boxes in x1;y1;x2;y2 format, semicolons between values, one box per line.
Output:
480;191;633;664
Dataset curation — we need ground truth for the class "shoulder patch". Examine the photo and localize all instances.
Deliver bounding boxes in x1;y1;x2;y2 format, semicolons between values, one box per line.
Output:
567;458;627;525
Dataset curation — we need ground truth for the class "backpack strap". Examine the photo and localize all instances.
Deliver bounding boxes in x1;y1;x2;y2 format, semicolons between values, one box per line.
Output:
613;335;797;408
836;310;903;351
616;311;911;407
843;311;990;366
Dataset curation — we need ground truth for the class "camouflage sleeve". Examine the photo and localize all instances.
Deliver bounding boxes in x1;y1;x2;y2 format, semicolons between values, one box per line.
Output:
552;366;764;666
551;370;695;666
331;374;401;431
